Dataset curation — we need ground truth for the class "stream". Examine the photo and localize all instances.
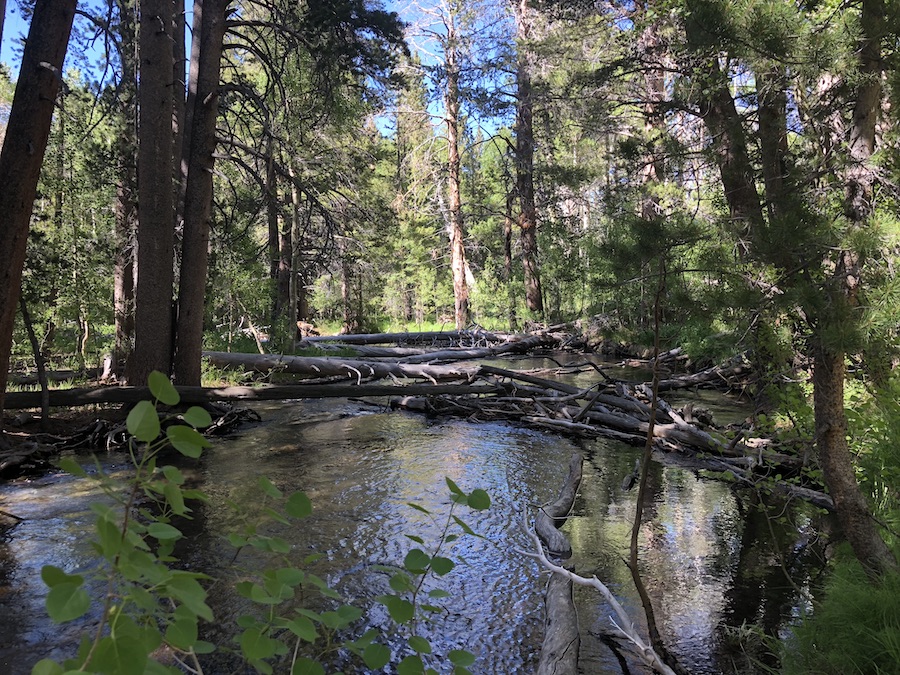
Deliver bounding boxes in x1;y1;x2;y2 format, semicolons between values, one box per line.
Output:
0;356;826;674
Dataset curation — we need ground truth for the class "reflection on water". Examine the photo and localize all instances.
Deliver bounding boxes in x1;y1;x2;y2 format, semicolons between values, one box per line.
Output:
0;376;823;674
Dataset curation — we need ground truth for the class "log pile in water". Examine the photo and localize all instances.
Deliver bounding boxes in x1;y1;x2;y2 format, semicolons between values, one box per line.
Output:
3;332;828;509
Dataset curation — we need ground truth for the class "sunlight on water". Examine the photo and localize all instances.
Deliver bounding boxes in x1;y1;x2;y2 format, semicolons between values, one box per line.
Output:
0;377;821;674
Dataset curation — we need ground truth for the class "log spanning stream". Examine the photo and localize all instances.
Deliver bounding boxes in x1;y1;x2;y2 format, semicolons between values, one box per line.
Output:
0;356;826;674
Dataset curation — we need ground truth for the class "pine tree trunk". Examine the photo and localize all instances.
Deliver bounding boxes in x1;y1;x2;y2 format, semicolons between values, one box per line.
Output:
812;0;896;579
130;0;177;384
514;0;543;315
445;21;469;330
113;0;138;376
0;0;76;431
173;0;228;386
813;343;897;578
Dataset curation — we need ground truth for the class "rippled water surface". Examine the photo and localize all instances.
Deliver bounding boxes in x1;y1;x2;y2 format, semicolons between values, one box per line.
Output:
0;357;823;674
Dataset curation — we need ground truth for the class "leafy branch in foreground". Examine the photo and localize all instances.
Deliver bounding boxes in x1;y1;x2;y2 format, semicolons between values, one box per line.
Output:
32;371;492;675
374;477;490;675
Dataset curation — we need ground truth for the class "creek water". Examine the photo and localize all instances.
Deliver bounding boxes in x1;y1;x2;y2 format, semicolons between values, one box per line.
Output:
0;356;825;674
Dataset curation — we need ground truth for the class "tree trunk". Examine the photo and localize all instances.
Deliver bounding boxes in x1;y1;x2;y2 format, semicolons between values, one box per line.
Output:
504;190;519;331
444;20;470;330
172;0;187;231
173;0;229;386
514;0;543;315
811;0;896;580
814;345;896;578
0;0;76;433
129;0;176;384
113;0;138;376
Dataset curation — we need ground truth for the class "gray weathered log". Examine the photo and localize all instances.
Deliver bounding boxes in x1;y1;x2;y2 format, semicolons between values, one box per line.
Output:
300;330;503;346
536;572;579;675
535;452;583;559
202;351;479;382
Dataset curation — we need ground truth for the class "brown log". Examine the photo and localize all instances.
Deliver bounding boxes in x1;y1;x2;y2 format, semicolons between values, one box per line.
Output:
535;452;583;559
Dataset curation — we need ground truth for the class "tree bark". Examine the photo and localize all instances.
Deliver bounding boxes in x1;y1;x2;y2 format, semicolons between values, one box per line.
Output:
113;0;139;376
0;0;76;433
814;346;896;577
444;17;470;330
129;0;176;384
173;0;229;386
811;0;896;580
514;0;543;315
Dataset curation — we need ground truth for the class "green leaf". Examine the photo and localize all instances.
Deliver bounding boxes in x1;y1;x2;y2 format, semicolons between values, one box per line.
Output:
148;370;179;406
285;491;312;518
290;657;325;675
240;627;281;661
162;465;185;485
30;659;64;675
337;604;363;623
182;406;212;429
257;476;282;499
147;522;183;541
405;534;425;544
466;489;490;510
284;616;317;642
362;643;390;669
397;654;425;675
90;635;148;675
449;649;476;666
57;457;87;478
428;589;451;598
404;548;431;573
445;477;464;495
165;573;213;622
41;565;82;588
275;567;305;587
452;515;475;536
378;595;415;624
408;635;432;654
46;583;90;623
389;573;413;592
164;607;198;650
430;556;454;576
166;425;210;459
407;502;431;515
127;400;161;443
163;482;189;517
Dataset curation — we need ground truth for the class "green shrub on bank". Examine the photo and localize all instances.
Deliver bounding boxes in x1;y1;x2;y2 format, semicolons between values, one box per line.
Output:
782;544;900;675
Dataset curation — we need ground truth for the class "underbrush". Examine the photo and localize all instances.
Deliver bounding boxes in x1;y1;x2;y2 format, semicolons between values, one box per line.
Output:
782;543;900;674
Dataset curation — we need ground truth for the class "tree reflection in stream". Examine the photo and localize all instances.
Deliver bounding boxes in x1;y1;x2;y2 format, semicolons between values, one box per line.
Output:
0;389;826;674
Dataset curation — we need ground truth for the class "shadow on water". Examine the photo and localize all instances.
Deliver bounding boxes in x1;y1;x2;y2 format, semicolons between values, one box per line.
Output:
0;361;827;674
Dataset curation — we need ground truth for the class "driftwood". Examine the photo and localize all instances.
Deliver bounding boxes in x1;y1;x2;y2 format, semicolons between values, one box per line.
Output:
520;521;676;675
534;453;583;675
202;351;480;383
535;452;583;559
299;329;504;346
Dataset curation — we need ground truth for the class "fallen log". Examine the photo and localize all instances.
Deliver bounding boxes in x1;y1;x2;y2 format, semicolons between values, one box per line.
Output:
535;452;583;559
202;351;479;382
299;329;503;346
536;573;579;675
2;383;503;409
534;452;583;675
